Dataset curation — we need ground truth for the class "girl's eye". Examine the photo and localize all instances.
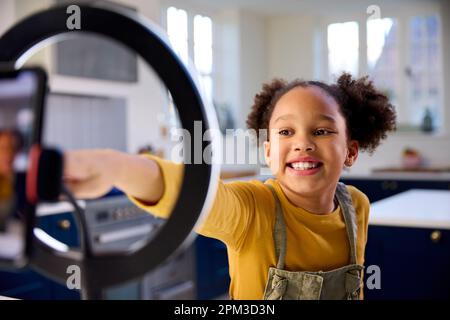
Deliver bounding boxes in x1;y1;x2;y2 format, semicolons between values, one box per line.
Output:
278;129;291;136
314;129;331;136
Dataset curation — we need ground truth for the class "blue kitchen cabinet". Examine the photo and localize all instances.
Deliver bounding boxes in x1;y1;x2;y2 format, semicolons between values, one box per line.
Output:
0;269;53;299
195;235;230;299
0;268;80;300
341;177;450;299
341;178;450;203
40;212;80;247
0;213;81;300
364;226;450;299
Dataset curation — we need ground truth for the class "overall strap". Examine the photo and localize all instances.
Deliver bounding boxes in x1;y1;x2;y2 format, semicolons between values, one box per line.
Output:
266;184;287;270
334;182;358;265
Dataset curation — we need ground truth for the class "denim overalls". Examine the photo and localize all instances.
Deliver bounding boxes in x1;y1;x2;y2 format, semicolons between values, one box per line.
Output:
262;182;364;300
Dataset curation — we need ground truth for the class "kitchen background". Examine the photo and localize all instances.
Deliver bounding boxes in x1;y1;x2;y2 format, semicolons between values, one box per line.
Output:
1;0;449;174
0;0;449;300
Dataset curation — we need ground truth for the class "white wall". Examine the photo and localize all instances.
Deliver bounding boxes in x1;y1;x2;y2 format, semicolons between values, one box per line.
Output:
267;15;317;81
215;9;267;129
214;9;266;170
0;0;16;36
238;10;267;129
120;0;171;156
215;9;241;129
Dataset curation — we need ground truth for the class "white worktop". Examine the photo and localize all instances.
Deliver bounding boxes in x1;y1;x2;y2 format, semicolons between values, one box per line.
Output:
369;189;450;230
341;171;450;181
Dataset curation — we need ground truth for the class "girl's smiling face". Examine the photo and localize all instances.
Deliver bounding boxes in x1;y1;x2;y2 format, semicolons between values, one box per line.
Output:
264;85;359;202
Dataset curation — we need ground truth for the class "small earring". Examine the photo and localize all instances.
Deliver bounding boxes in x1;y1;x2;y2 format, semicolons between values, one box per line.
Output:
345;158;353;166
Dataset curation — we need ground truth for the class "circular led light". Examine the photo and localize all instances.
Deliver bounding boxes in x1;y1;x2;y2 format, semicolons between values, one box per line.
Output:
0;1;220;298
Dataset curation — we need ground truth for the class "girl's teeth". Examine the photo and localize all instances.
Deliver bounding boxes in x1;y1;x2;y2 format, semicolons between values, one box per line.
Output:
291;162;319;170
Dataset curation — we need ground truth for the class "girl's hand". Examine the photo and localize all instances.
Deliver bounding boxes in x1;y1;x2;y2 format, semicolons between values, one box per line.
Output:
63;149;122;199
63;149;163;203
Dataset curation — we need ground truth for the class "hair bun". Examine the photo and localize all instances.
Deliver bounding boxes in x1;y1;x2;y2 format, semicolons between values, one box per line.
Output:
334;72;397;153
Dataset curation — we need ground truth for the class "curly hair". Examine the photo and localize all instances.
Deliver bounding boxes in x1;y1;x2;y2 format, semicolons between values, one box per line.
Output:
246;73;397;154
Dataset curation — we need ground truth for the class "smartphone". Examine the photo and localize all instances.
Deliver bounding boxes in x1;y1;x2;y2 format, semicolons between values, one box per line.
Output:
0;67;46;268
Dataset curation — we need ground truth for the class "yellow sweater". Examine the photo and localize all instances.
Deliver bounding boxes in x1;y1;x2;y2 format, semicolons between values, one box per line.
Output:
129;155;370;300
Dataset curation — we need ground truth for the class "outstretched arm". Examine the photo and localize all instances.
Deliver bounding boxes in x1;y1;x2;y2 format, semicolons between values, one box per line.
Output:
63;149;163;203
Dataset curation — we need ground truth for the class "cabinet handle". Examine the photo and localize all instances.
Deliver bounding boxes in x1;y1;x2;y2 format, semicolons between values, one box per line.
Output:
390;181;398;190
57;219;71;230
381;181;398;190
430;230;442;243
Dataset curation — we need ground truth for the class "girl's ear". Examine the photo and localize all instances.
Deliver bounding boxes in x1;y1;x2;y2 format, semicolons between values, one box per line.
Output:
263;140;271;166
345;140;359;167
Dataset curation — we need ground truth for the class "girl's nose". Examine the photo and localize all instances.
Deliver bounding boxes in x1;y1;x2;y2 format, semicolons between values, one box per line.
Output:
293;138;316;152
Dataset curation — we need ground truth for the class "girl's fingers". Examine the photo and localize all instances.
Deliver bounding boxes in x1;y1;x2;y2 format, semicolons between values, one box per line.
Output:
63;176;111;199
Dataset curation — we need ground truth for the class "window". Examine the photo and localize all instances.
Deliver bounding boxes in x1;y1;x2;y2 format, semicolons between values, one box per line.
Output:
327;21;359;80
194;14;213;103
367;18;399;109
167;7;188;64
407;15;442;128
166;7;214;104
327;14;443;131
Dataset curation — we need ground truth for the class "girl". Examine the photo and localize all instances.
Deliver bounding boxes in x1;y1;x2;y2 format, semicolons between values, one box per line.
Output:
64;73;396;300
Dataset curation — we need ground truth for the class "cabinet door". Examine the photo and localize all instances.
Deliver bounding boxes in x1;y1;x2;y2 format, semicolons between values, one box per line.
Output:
340;179;391;202
195;235;230;299
42;212;80;247
0;269;53;300
341;178;450;203
0;213;81;300
364;226;450;299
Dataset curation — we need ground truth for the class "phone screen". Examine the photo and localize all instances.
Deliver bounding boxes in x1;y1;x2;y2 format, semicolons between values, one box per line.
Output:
0;68;45;266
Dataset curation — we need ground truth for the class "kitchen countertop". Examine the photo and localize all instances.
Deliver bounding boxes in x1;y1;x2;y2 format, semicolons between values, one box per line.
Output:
342;165;450;180
225;171;450;182
369;189;450;229
221;165;450;182
341;171;450;181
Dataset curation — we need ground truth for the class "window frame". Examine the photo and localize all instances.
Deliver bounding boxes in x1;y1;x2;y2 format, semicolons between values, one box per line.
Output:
321;9;444;134
161;1;217;104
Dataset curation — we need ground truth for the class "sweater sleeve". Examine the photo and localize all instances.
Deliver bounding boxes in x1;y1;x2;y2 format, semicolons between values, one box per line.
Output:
127;154;258;251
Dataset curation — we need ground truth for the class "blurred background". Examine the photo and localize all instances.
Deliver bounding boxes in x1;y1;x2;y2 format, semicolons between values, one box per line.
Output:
0;0;449;300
